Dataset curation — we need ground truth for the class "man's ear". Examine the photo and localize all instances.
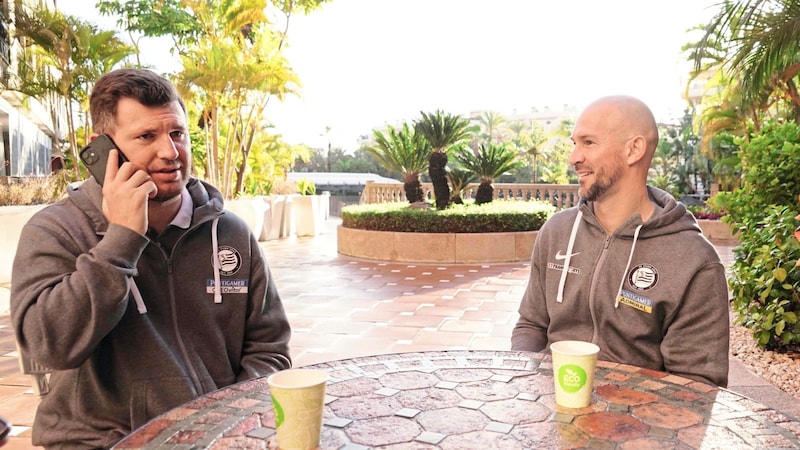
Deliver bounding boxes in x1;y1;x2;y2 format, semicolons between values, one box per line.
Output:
625;135;648;166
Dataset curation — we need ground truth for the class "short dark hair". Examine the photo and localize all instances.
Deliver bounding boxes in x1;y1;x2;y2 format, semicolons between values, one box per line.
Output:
90;68;186;134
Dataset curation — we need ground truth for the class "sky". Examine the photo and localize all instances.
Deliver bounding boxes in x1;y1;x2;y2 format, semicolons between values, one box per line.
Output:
63;0;721;151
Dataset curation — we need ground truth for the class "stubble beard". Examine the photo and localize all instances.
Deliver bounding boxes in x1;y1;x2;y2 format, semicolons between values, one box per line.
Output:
150;173;189;203
579;162;623;202
152;190;182;204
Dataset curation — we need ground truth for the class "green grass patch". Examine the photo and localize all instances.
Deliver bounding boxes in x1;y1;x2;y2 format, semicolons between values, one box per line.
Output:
341;200;556;233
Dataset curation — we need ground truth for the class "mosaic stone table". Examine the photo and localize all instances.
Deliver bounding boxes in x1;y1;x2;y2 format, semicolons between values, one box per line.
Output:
114;350;800;449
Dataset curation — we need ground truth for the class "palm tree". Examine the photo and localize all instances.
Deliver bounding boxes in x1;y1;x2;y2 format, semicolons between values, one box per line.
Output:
176;1;302;199
526;136;549;183
687;21;772;136
648;140;680;196
541;119;575;184
520;121;550;183
446;166;476;204
414;110;473;210
366;123;430;204
453;143;522;204
8;6;133;178
507;121;527;142
697;0;800;122
98;0;327;199
476;110;506;144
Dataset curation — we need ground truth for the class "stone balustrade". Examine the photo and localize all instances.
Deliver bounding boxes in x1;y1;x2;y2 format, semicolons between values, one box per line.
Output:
360;181;580;210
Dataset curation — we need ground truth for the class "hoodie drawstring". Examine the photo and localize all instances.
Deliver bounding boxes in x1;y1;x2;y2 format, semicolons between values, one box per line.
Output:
557;210;583;303
129;278;147;314
129;215;223;313
211;217;222;304
556;212;644;307
614;224;643;308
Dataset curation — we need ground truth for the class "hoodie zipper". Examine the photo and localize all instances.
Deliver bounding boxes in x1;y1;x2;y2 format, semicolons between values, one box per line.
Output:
146;241;204;395
588;234;613;343
174;217;225;395
154;216;221;396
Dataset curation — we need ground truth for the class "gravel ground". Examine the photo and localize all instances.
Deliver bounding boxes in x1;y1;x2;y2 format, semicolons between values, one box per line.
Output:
730;319;800;400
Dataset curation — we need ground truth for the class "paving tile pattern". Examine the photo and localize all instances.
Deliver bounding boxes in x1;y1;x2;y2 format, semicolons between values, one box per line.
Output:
115;350;800;449
3;220;798;448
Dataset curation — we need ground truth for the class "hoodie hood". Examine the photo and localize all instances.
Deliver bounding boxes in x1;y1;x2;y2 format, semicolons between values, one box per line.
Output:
580;186;701;240
66;177;227;311
557;186;701;306
66;177;225;233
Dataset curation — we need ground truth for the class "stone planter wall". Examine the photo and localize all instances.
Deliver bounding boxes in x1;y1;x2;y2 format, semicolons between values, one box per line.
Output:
697;219;738;243
338;220;737;264
337;226;536;264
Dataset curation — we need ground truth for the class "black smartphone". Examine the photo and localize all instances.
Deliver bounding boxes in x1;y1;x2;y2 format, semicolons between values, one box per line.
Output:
79;134;128;186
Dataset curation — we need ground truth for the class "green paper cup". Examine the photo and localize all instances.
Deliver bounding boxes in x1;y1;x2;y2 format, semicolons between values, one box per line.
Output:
550;340;600;408
267;368;328;450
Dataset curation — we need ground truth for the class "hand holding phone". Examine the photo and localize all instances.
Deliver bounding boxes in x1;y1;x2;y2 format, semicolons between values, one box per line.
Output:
79;134;151;234
79;135;128;186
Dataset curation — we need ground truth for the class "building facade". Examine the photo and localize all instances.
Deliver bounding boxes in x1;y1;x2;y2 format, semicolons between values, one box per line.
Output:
0;0;65;180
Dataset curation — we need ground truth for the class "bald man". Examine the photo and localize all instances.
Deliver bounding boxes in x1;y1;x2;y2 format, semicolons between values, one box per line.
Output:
511;96;730;387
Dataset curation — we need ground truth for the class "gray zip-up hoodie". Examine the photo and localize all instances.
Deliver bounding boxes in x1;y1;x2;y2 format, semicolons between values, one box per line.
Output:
511;187;729;387
11;178;292;449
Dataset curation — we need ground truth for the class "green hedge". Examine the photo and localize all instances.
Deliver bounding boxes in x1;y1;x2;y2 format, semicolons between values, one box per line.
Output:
341;200;556;233
717;120;800;350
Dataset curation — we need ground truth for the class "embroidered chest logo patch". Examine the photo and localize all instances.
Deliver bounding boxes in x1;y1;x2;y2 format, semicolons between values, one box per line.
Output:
547;262;580;275
206;246;248;295
216;245;242;276
617;289;654;314
206;279;248;294
628;263;658;291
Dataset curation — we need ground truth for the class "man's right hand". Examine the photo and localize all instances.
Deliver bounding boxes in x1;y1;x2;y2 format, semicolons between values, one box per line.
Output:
101;149;158;235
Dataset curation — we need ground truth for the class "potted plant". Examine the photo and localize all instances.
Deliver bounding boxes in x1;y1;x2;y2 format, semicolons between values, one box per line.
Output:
256;182;286;241
293;178;327;237
224;195;270;239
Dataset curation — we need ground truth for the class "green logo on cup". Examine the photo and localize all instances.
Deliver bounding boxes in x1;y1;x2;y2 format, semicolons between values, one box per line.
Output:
558;364;587;393
271;398;285;427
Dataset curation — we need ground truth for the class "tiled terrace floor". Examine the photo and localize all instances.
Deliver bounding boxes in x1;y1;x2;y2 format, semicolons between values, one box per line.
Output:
1;218;797;449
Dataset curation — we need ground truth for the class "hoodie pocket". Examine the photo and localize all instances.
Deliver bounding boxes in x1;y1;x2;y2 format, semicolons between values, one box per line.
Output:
130;376;198;428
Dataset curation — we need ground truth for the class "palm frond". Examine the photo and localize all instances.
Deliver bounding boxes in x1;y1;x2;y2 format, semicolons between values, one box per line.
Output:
414;110;473;151
366;123;430;176
453;143;522;181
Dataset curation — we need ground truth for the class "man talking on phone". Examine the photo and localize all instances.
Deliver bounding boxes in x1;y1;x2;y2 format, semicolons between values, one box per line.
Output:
10;68;292;448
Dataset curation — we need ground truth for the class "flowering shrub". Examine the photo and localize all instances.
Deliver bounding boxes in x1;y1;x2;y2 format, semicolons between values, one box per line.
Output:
686;205;726;220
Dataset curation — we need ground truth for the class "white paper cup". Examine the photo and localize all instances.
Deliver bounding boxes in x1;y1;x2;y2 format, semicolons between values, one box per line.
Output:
267;368;328;450
550;340;600;408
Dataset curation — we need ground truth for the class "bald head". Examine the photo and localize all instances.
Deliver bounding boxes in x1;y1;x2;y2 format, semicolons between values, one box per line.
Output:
569;95;660;203
581;95;659;161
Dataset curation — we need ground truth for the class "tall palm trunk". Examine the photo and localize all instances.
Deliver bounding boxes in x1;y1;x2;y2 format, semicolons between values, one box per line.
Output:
475;179;494;204
429;151;449;210
403;173;424;203
415;110;473;210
